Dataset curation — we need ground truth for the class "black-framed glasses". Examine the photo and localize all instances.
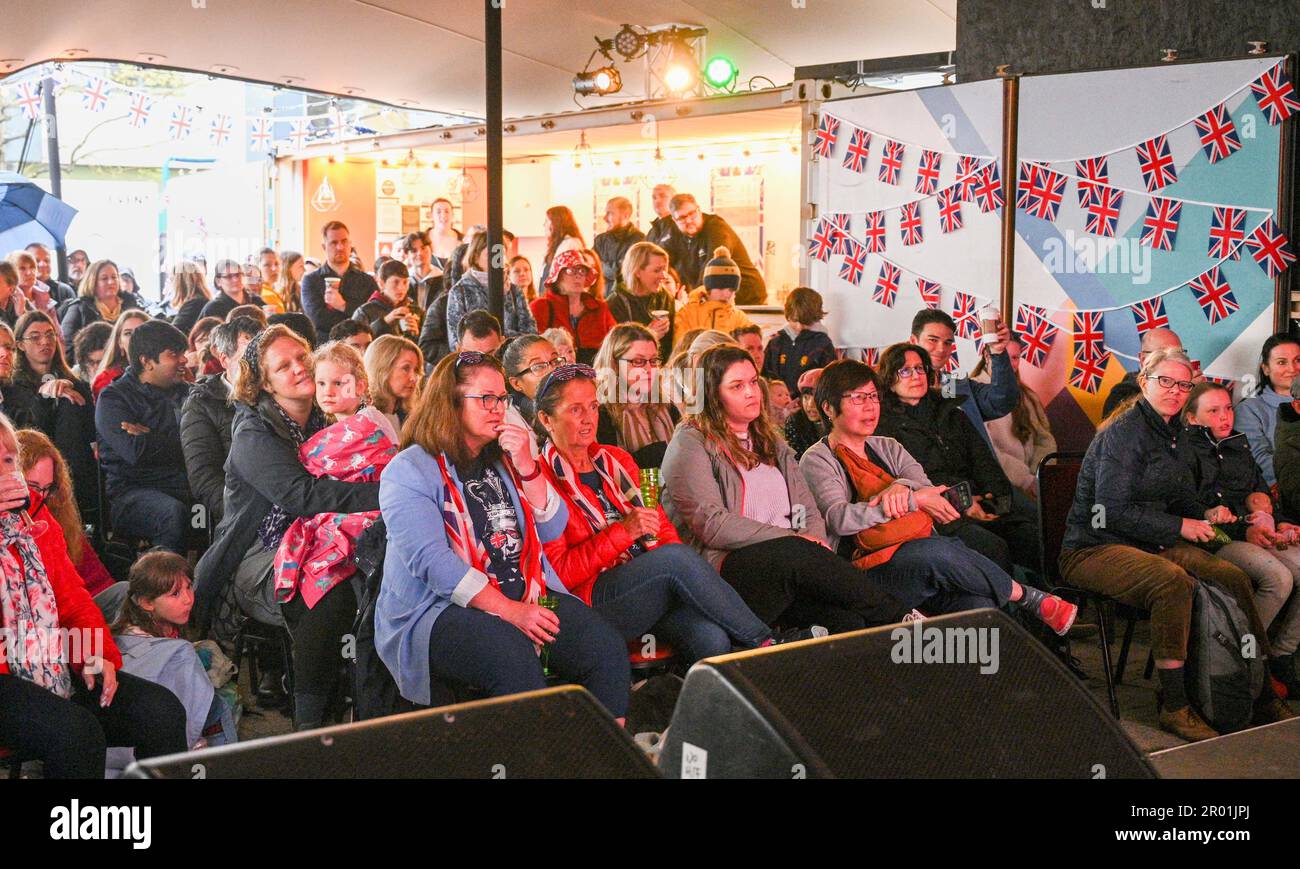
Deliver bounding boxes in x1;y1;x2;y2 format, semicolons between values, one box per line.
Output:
536;363;597;403
1151;374;1194;393
561;266;594;277
842;391;881;406
26;481;56;499
621;357;660;369
463;392;511;412
671;207;701;224
219;272;243;280
515;356;567;378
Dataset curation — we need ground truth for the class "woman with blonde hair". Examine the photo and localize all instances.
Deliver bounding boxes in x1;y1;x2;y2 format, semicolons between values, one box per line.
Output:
593;323;681;468
608;241;675;359
59;259;145;356
169;260;212;336
364;334;423;435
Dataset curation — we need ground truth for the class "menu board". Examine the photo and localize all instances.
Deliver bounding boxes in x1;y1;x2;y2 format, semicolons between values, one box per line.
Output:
710;166;764;275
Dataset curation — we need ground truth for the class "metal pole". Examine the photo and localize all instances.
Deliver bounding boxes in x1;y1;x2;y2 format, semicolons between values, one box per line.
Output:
484;0;504;323
42;75;68;281
998;74;1019;321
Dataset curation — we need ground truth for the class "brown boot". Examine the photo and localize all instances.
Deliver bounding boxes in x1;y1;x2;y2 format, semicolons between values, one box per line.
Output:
1159;705;1220;742
1252;694;1297;726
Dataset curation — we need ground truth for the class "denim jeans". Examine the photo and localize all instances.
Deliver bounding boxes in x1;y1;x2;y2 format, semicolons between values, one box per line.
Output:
110;486;190;554
428;593;630;717
863;535;1012;614
1215;541;1300;655
589;543;771;663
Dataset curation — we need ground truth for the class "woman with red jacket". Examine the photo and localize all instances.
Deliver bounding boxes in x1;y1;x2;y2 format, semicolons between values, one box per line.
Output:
0;413;187;777
534;364;819;663
529;250;617;365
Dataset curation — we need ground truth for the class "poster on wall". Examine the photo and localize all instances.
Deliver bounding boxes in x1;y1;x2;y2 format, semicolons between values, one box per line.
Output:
711;166;765;277
374;166;463;241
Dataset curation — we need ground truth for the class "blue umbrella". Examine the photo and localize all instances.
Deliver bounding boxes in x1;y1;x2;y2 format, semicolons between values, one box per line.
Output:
0;171;78;252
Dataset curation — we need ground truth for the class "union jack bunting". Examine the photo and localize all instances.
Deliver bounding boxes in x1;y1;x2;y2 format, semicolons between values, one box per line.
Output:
951;291;981;341
250;117;274;151
841;127;872;173
1075;156;1110;208
1207;206;1246;261
861;210;888;253
899;202;923;246
289;119;311;149
937;187;963;234
873;262;902;307
1014;304;1049;334
14;81;42;120
1187;266;1239;324
954;155;982;201
1129;296;1170;337
1245;217;1296;278
168;105;194;141
209;113;234;147
1193;103;1242;164
1139;197;1182;251
1019;312;1060;368
813;114;840;158
80;75;110;112
878;139;905;186
828;213;852;255
915;149;942;195
1204;375;1237;397
862;347;881;367
1072;310;1105;360
838;239;869;286
944;348;961;374
971;163;1004;213
1136;134;1177;191
1016;163;1067;221
1084;184;1124;238
1250;63;1300;125
1070;348;1108;394
916;278;942;310
807;218;835;262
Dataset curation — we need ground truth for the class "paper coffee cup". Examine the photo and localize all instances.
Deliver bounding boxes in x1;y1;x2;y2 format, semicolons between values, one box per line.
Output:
978;305;1001;337
324;277;341;292
650;310;669;320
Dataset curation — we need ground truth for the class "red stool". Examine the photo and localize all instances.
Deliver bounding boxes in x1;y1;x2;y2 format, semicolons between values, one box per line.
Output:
627;638;676;680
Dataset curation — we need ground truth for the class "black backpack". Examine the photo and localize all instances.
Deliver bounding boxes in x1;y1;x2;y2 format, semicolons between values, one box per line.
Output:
1185;581;1265;733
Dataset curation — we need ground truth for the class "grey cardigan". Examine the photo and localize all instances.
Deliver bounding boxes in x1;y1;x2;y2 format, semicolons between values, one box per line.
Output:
660;422;828;570
799;436;932;553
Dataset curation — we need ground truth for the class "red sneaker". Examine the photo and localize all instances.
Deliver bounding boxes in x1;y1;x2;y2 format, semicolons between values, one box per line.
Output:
1038;595;1078;636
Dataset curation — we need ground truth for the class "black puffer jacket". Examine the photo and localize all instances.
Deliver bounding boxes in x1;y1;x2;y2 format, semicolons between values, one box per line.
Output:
874;391;1011;499
353;293;422;341
1177;424;1270;538
593;223;647;284
59;292;146;360
181;373;236;524
418;289;451;364
1063;398;1202;552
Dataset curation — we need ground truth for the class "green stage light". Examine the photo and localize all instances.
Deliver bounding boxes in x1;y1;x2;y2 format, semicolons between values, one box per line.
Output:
703;56;738;89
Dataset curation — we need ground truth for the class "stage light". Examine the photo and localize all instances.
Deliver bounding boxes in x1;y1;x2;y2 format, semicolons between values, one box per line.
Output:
613;25;646;60
573;65;622;96
664;61;695;94
703;56;738;89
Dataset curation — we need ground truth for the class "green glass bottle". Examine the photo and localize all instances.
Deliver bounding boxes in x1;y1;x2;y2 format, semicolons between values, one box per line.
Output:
639;467;660;546
538;594;559;677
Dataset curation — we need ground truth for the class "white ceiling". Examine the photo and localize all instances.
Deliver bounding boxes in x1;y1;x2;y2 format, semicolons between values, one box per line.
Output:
1;0;956;118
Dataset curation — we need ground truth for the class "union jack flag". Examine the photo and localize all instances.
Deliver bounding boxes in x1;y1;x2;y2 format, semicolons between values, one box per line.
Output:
1015;304;1049;334
250;117;274;151
1073;310;1105;360
807;218;835;262
899;202;923;246
861;210;887;253
1019;312;1059;368
862;347;881;367
1245;217;1296;278
13;81;42;120
209;113;234;147
80;76;110;112
1129;296;1169;337
1250;64;1300;125
972;163;1004;213
1139;197;1182;251
1207;207;1246;261
1070;348;1108;394
1193;103;1242;164
954;155;982;201
1084;184;1124;238
879;139;905;186
937;187;963;233
1136;134;1177;191
1204;375;1237;398
915;149;942;195
951;292;980;340
1075;156;1110;207
813;114;840;158
944;347;961;374
1187;266;1239;324
873;262;902;307
127;93;152;128
838;239;869;286
1016;163;1067;221
289;119;311;149
841;127;872;173
168;105;194;141
828;213;852;255
916;278;942;310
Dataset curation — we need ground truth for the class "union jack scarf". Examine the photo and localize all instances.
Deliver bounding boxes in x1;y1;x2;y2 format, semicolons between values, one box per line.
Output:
541;442;651;568
435;452;546;604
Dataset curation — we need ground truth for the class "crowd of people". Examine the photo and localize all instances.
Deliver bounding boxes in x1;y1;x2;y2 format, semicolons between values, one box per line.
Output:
3;196;1299;779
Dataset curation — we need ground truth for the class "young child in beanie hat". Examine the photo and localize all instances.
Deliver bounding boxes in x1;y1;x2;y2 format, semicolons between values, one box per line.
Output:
675;246;753;335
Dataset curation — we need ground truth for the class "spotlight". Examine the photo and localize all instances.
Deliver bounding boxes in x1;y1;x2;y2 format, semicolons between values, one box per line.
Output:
663;61;696;94
613;25;646;60
573;65;622;96
703;55;738;90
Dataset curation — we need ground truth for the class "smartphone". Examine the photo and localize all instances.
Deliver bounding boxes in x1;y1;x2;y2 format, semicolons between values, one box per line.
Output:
941;481;973;513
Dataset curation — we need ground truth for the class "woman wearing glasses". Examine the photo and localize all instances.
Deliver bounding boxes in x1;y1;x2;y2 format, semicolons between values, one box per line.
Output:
200;259;258;322
375;351;629;717
661;344;914;634
59;260;145;356
536;362;819;665
1061;349;1293;741
503;334;565;425
592;323;681;470
800;360;1074;627
529;249;617;366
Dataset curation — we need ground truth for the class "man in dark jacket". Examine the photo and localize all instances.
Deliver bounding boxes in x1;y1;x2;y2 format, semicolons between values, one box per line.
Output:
419;286;453;365
353;260;421;341
301;221;379;336
181;317;259;527
646;184;686;270
1102;328;1184;419
669;193;766;305
95;320;193;553
592;197;646;285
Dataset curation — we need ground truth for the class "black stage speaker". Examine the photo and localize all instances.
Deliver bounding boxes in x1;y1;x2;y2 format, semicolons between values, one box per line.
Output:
660;609;1156;778
125;686;659;779
1151;717;1300;778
